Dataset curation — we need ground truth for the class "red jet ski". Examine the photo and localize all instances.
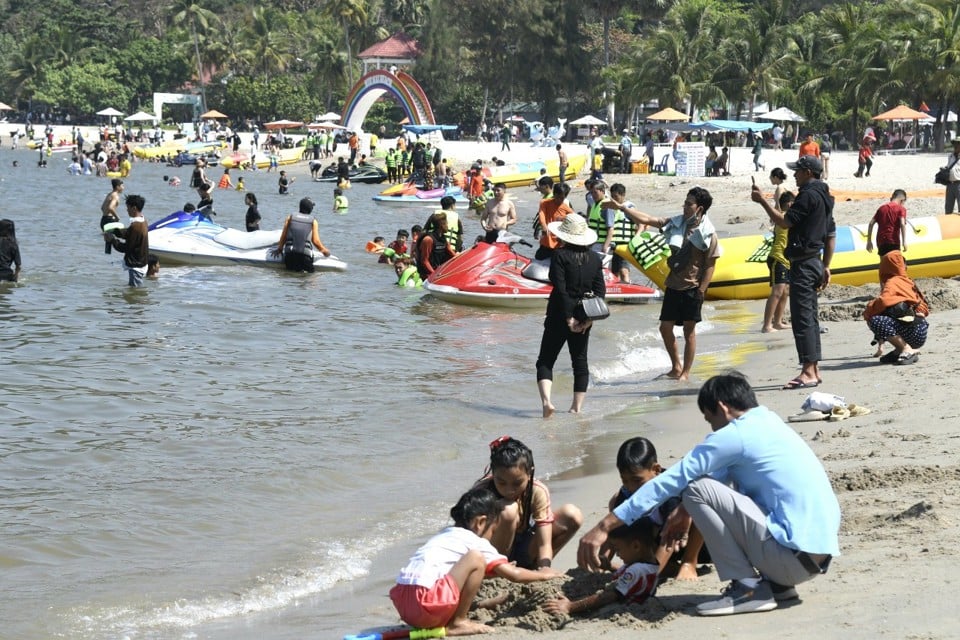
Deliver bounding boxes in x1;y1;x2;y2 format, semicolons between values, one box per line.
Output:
424;233;660;308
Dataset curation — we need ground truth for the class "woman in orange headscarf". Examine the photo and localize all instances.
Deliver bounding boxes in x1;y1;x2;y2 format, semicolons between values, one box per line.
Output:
863;250;929;365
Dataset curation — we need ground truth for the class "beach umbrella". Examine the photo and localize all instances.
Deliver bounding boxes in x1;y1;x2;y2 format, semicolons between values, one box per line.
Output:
569;114;606;126
756;106;805;122
645;107;690;122
96;107;124;117
317;111;341;121
200;109;228;119
307;122;347;130
0;101;13;111
872;105;932;122
264;119;304;130
124;111;159;122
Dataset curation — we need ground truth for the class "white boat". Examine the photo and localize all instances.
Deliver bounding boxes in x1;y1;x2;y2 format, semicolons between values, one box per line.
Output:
147;211;348;271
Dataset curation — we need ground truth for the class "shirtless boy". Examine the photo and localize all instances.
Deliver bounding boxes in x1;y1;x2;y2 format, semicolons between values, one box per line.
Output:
100;178;124;253
480;183;517;243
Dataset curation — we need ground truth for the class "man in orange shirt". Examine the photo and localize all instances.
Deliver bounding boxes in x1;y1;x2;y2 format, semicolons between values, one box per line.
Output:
798;132;820;159
348;131;359;165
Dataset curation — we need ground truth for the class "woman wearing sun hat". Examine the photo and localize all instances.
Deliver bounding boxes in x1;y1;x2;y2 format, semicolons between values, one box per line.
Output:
535;213;605;417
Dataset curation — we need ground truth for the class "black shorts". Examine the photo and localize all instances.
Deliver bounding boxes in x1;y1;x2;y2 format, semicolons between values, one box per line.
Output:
659;287;703;324
284;252;315;273
767;258;790;286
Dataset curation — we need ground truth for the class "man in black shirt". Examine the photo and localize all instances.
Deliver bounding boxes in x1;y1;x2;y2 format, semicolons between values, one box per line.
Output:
751;155;835;389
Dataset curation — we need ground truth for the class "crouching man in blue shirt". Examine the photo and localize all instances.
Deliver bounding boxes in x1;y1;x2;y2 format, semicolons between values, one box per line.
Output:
577;372;840;616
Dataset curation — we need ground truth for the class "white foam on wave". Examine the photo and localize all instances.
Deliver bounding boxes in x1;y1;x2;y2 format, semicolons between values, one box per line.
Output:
68;537;386;639
591;318;717;383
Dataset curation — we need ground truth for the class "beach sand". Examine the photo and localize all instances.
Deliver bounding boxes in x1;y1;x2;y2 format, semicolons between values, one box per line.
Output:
38;126;959;636
398;141;959;638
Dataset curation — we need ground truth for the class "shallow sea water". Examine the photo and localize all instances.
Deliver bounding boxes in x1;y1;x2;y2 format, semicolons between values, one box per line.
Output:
0;146;761;639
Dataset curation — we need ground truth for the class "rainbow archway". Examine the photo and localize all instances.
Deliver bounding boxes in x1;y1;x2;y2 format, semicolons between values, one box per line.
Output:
342;69;435;132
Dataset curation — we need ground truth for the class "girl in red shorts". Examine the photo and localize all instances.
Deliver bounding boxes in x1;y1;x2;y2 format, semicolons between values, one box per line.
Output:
390;486;561;635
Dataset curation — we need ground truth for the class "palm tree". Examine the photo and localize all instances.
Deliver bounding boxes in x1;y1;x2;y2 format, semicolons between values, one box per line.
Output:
5;35;47;99
910;0;960;149
618;0;726;118
716;2;793;120
244;7;296;79
323;0;368;86
170;0;220;112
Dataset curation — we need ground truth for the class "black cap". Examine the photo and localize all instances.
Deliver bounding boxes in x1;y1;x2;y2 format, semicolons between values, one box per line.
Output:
787;155;823;174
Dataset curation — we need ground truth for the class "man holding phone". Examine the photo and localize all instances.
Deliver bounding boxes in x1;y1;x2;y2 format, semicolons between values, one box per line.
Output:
751;155;835;389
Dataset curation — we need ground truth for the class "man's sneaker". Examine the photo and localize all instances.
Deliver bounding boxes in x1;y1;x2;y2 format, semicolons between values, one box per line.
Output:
769;581;799;602
697;580;777;616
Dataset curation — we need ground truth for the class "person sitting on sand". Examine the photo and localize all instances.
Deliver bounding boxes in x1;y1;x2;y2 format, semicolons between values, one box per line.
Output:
578;372;840;617
863;249;929;365
390;486;562;636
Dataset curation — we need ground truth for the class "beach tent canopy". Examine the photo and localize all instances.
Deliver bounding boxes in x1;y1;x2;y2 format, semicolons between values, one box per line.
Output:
124;111;159;122
200;109;228;119
662;120;774;133
403;124;458;135
0;101;13;111
96;107;124;117
569;114;606;126
264;119;304;130
872;105;932;122
307;121;347;130
756;106;805;122
646;107;690;122
316;111;341;121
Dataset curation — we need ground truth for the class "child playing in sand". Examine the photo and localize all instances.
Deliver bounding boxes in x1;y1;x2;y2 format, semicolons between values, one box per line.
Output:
390;486;562;636
542;518;660;617
475;436;582;571
605;437;707;580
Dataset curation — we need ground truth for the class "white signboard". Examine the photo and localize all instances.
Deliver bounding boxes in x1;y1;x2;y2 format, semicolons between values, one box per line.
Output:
675;142;705;178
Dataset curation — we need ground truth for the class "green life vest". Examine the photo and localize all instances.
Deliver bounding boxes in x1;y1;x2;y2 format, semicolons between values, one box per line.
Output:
586;201;609;243
626;231;672;269
398;265;422;288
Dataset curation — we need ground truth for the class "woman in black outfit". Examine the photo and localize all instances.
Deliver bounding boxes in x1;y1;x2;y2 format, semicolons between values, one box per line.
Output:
536;213;605;417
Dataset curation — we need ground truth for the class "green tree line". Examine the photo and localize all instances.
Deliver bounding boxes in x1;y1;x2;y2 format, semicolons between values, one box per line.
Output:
1;0;957;149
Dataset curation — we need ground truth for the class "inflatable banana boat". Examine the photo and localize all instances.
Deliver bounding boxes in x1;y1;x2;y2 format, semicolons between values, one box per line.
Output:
618;215;960;300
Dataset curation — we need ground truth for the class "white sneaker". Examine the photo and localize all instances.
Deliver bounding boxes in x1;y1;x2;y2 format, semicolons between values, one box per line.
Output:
697;580;777;616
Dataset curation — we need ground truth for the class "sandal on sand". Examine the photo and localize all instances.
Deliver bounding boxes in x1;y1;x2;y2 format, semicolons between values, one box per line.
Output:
879;351;902;364
847;404;871;417
828;406;850;422
782;378;820;390
894;352;919;366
